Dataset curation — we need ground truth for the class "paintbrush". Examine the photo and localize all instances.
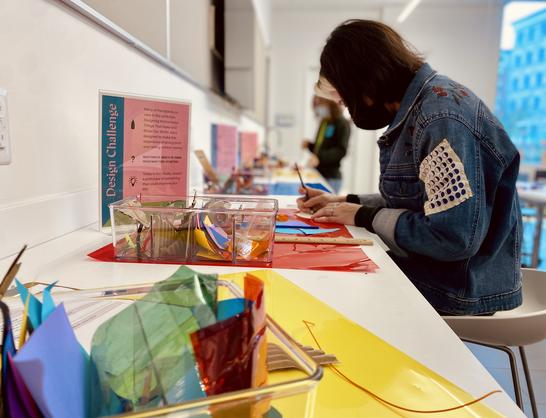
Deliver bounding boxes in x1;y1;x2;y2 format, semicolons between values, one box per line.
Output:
0;245;27;298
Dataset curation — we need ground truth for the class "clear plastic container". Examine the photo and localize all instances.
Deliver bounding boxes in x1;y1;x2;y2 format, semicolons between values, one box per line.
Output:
109;195;278;265
9;280;322;418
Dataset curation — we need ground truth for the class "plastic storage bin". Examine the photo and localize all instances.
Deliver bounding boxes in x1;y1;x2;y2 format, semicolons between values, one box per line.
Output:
4;280;322;418
109;195;278;265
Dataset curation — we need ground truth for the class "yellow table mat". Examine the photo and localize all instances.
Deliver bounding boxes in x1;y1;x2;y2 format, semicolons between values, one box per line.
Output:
221;270;503;417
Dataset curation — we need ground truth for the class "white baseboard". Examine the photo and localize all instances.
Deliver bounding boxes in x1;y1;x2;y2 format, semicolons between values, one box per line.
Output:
0;188;98;259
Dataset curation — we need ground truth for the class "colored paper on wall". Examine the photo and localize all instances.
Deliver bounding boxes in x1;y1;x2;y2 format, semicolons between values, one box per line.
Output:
100;92;191;228
221;270;503;418
239;131;259;166
211;123;238;175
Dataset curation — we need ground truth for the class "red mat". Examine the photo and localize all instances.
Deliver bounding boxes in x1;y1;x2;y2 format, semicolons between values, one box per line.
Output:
88;213;378;273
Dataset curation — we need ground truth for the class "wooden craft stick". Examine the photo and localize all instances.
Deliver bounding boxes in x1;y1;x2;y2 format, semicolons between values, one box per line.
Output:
274;235;373;246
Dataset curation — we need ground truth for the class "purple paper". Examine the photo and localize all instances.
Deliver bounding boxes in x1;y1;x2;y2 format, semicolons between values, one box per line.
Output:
12;304;87;418
6;353;41;418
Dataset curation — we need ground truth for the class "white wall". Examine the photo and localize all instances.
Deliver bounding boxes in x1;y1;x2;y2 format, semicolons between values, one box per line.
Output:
170;0;211;87
0;0;264;259
383;2;503;108
268;8;380;195
268;1;503;195
84;0;168;56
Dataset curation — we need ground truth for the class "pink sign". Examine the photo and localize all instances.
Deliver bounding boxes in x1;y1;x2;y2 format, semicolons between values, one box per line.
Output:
122;98;190;197
100;93;190;227
211;124;238;175
239;131;259;166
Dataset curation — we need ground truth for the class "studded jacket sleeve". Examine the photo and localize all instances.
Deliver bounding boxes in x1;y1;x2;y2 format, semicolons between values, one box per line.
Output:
372;117;492;261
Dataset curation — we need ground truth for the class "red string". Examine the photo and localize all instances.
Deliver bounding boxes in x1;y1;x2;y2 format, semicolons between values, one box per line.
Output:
302;320;501;414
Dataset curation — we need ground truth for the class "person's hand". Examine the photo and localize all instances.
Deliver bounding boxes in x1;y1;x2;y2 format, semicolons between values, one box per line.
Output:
302;139;312;149
307;154;319;168
311;202;361;225
297;187;345;213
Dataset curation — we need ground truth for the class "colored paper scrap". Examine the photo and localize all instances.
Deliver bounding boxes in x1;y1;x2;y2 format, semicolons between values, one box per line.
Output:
190;310;254;396
13;304;88;418
90;266;215;411
6;353;41;418
15;280;42;331
275;220;318;229
41;282;57;323
1;299;16;383
217;298;246;321
275;227;340;235
222;270;502;417
191;274;267;403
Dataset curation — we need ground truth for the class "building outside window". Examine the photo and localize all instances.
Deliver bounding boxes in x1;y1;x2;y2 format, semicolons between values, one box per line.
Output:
496;3;546;166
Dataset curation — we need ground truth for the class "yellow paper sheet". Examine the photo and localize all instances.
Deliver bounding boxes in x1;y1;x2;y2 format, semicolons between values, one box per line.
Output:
220;270;503;417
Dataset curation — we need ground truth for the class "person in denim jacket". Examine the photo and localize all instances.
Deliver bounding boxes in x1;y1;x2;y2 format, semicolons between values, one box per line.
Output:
298;20;522;315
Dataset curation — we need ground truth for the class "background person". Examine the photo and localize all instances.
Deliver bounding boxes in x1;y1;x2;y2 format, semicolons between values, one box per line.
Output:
302;95;350;193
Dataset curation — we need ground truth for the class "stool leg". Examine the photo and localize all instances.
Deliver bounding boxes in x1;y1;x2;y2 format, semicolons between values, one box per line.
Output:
463;340;524;409
519;346;539;418
497;345;524;410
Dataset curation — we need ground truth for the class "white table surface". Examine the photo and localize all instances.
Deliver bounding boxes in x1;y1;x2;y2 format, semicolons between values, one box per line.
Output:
0;195;523;417
518;182;546;205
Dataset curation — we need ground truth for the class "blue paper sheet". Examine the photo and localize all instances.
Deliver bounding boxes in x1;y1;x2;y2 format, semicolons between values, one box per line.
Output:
13;304;88;418
41;282;57;323
269;182;330;195
275;220;318;229
15;280;42;331
275;227;340;235
217;298;246;321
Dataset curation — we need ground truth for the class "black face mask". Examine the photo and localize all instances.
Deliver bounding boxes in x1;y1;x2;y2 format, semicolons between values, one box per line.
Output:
348;101;395;130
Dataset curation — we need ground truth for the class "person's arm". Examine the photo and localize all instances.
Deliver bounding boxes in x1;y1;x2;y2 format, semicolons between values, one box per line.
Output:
315;120;350;165
346;193;387;207
371;118;494;260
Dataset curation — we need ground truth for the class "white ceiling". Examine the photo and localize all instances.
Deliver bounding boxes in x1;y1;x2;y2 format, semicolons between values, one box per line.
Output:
271;0;502;10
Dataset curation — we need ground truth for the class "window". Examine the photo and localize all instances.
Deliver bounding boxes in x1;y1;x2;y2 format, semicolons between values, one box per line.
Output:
529;27;536;41
496;2;546;167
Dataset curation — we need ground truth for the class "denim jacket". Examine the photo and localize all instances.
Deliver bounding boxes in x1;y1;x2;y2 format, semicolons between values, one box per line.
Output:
360;63;522;315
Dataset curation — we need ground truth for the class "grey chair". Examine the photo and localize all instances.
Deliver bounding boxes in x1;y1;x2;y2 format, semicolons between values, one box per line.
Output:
443;269;546;418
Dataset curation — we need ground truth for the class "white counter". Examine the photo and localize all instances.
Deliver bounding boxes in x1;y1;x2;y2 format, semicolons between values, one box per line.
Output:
0;195;523;417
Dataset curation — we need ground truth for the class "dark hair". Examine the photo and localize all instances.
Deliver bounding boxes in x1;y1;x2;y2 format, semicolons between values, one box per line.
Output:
320;20;424;106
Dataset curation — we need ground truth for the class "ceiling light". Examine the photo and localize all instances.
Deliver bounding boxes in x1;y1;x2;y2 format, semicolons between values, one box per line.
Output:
397;0;422;23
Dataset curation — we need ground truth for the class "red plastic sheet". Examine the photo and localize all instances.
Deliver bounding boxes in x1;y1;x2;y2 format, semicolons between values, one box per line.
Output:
88;212;378;273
